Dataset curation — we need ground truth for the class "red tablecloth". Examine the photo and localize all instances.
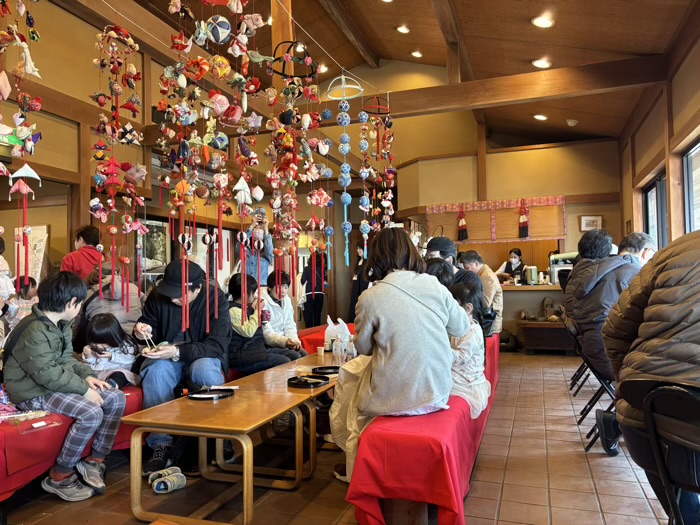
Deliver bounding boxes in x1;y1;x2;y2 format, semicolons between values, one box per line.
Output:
347;334;500;525
299;324;356;354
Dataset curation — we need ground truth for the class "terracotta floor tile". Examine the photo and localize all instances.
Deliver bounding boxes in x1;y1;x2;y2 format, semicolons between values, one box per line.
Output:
589;465;638;483
480;443;511;457
476;454;509;470
547;461;591;478
482;434;512;446
512;420;547;430
506;457;549;474
502;484;549;506
546;440;584;452
547;475;594;493
512;437;546;450
472;466;506;483
603;515;661;525
486;425;516;437
464;496;499;520
512;428;546;440
546;450;588;464
465;518;497;525
508;446;548;460
648;498;668;520
639;482;659;500
550;507;603;525
549;489;599;511
593;479;646;498
469;481;503;500
598;494;655;518
503;469;548;488
498;501;549;525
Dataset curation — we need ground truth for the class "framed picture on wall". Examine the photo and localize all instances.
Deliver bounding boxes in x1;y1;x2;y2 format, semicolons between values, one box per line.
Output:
579;215;603;231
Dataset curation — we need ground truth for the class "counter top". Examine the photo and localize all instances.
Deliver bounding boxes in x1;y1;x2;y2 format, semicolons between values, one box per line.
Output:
501;285;563;292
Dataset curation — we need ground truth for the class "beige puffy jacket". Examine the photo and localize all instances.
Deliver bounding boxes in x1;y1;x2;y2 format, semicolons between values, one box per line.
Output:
603;230;700;428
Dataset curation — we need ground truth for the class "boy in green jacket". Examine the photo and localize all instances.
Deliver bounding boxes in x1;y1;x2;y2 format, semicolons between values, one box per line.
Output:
3;272;126;502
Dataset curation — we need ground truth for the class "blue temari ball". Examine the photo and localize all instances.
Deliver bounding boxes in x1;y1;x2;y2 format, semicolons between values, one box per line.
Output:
339;143;351;155
341;221;352;234
341;192;352;205
359;139;369;152
358;111;369;123
324;226;334;237
359;195;370;208
336;112;351;127
338;173;352;188
322;167;333;178
340;162;351;174
359;222;371;235
340;133;351;144
338;100;350;112
321;108;333;120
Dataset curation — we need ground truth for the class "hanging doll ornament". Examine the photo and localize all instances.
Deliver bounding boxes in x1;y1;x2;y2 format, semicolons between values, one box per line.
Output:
8;163;40;288
457;209;468;241
518;199;529;239
359;220;371;259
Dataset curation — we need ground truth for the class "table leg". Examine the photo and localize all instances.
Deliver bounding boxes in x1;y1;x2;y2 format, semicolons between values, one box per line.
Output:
129;427;147;522
302;400;317;479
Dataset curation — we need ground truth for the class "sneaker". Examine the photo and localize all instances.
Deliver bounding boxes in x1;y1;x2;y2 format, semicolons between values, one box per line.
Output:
152;473;187;494
41;473;95;502
142;444;172;476
147;466;182;485
76;459;107;495
333;463;349;483
596;409;621;457
222;440;236;464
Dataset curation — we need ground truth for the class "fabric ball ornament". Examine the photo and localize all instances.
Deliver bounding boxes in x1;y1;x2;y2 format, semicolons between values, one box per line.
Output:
359;222;371;235
338;100;350;112
322;167;333;178
321;108;332;120
339;173;352;188
211;132;229;151
358;111;369;123
340;133;351;144
22;226;31;235
341;221;352;234
359;195;370;209
340;162;351;174
341;192;352;205
339;143;351;155
325;226;334;237
0;226;4;235
336;112;351;127
207;15;232;44
359;167;370;180
359;139;369;152
324;138;333;147
96;244;104;253
327;199;334;208
202;233;213;245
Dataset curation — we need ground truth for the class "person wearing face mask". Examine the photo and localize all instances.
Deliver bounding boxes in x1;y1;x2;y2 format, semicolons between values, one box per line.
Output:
495;248;526;281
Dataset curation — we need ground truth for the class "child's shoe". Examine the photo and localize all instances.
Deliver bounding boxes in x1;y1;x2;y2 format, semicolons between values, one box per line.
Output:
143;444;172;476
41;473;95;502
147;466;182;485
152;473;187;494
76;459;107;494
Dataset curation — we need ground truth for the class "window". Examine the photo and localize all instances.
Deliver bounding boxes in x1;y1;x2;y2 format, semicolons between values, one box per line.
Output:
644;173;668;248
684;142;700;233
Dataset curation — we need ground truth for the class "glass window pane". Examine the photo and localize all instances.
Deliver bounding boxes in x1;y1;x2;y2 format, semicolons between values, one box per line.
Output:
689;146;700;232
646;187;658;247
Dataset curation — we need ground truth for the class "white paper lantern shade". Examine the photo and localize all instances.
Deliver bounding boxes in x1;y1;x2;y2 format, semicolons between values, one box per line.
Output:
326;75;364;100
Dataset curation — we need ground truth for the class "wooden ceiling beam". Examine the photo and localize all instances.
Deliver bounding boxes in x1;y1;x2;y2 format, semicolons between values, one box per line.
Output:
317;0;380;68
665;0;700;77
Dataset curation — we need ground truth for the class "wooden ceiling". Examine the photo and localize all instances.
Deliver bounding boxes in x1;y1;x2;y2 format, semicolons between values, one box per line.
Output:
139;0;695;142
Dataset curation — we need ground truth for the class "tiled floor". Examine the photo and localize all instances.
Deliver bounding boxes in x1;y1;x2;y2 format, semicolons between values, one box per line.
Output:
7;353;669;525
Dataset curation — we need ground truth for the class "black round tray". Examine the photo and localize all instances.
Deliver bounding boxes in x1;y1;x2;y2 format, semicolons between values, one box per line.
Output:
287;375;330;388
187;387;235;401
312;366;340;375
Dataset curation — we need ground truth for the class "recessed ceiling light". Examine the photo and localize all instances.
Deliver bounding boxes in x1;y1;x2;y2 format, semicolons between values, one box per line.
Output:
396;25;410;34
411;50;423;58
382;0;393;3
267;16;273;25
295;43;305;52
318;64;328;73
532;58;551;69
531;15;555;28
533;114;548;121
567;119;579;127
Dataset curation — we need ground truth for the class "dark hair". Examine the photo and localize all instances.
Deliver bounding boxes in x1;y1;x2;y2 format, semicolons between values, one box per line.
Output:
459;250;484;266
14;276;37;300
267;270;291;289
548;250;560;258
457;269;484;293
578;228;612;260
449;282;485;332
76;225;100;247
355;240;367;271
0;237;5;256
307;252;326;269
38;271;87;313
229;273;258;300
426;258;454;288
509;248;522;259
619;232;656;255
86;313;138;355
86;270;101;287
365;228;426;282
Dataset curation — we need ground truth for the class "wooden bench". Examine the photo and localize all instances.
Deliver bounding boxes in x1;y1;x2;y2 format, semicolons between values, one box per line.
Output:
346;335;500;525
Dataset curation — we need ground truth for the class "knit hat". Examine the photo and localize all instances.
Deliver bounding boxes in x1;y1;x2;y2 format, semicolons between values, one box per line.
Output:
157;260;205;298
426;236;457;257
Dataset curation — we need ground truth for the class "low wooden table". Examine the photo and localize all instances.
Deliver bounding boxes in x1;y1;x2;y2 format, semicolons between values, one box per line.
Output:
515;321;575;355
122;353;338;525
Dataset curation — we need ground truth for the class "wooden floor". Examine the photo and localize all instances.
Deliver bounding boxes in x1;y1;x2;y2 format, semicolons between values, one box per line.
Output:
7;353;669;525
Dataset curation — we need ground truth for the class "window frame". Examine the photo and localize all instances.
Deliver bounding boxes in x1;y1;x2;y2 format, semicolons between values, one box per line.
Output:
683;140;700;233
643;172;668;249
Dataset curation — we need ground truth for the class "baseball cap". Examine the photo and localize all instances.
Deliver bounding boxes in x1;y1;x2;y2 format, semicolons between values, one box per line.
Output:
156;259;205;298
426;236;457;257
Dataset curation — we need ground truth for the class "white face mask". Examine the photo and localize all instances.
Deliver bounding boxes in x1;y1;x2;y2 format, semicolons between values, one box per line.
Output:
510;257;520;265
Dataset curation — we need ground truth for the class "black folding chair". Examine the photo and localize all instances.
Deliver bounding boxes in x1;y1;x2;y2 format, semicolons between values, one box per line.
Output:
619;379;700;525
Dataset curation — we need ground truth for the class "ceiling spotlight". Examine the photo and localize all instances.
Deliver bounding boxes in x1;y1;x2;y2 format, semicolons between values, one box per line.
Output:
318;64;328;73
533;114;548;121
531;15;555;28
267;16;273;25
295;43;305;52
396;25;410;34
567;119;579;127
411;50;423;58
532;58;551;69
382;0;393;2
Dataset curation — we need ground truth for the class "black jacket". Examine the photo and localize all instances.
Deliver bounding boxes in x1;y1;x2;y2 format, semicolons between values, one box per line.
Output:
228;302;269;368
137;285;232;373
563;255;641;381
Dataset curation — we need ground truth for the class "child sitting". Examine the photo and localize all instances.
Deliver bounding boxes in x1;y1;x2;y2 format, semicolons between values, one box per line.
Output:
7;276;38;332
263;271;307;360
3;272;126;501
82;313;140;389
228;273;290;375
448;282;492;419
